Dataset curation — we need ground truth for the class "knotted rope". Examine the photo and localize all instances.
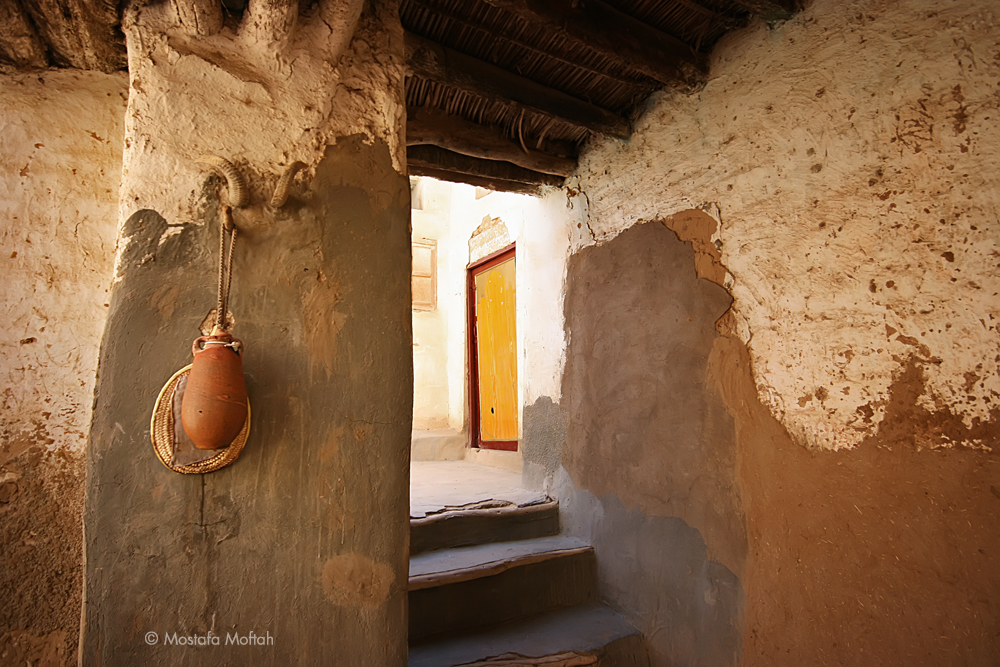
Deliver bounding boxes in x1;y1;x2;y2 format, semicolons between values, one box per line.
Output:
215;205;238;332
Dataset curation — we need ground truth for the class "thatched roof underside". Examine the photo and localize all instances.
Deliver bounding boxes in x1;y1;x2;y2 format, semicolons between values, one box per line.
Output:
405;0;796;193
0;0;798;193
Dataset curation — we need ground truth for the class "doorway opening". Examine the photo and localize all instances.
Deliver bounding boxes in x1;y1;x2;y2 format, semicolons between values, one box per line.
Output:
408;178;541;522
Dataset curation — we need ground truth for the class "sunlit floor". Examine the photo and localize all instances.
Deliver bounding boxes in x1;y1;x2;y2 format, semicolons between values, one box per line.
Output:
410;460;547;519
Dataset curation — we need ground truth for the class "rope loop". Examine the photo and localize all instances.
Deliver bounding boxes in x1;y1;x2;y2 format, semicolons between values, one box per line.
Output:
215;206;238;332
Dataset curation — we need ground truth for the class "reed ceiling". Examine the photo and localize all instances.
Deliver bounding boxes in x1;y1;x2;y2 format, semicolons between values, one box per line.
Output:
0;0;798;193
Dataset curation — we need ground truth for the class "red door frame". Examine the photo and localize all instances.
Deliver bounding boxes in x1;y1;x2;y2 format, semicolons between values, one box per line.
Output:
467;243;517;451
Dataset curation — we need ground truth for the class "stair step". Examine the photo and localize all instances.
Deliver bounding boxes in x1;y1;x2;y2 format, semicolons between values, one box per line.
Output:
409;603;650;667
410;500;560;555
409;536;596;643
409;535;590;586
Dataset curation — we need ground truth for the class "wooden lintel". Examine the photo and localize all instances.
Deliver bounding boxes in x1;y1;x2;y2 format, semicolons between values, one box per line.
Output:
730;0;795;20
480;0;707;89
408;145;564;189
408;165;541;196
410;499;558;527
404;30;630;139
407;108;577;178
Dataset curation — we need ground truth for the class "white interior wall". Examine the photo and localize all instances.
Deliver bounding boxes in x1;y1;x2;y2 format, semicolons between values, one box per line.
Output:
411;177;576;460
411;178;454;430
0;70;127;461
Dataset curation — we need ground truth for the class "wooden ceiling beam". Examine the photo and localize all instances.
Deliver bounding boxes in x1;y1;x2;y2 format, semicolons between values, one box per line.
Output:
480;0;707;89
409;165;541;196
729;0;795;21
407;145;564;189
405;0;652;88
405;30;630;139
407;107;577;178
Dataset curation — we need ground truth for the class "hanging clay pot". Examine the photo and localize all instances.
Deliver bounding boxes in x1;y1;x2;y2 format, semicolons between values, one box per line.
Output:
181;331;248;450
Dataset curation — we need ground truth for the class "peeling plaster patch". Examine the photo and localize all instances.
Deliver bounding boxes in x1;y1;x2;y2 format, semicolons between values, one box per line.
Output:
561;222;745;574
321;553;394;607
156;225;184;247
151;284;181;320
660;208;730;288
570;0;1000;450
871;358;998;452
0;423;54;469
303;270;347;381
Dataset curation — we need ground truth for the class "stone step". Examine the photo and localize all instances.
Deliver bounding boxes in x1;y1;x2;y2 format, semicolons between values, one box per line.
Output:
410;500;560;555
408;603;650;667
409;536;596;644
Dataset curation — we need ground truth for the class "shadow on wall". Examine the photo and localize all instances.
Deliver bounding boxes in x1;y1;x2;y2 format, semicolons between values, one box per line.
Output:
525;221;746;666
559;478;743;667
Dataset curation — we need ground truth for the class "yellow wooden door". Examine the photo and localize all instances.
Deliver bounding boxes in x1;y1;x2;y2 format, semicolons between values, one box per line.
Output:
475;256;517;444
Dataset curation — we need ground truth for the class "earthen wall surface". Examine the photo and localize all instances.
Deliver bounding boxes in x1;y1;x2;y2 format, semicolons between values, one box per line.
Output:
0;69;127;666
573;0;1000;453
557;222;746;666
83;2;413;664
545;1;1000;664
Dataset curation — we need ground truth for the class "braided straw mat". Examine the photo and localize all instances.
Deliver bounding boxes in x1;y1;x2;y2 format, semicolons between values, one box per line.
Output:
150;365;250;474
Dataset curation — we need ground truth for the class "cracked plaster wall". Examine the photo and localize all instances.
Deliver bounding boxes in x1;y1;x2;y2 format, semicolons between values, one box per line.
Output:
571;0;1000;451
0;69;127;666
116;0;405;247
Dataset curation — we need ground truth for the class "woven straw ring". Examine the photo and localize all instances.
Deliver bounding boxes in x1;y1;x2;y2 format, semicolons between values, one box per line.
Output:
150;365;251;474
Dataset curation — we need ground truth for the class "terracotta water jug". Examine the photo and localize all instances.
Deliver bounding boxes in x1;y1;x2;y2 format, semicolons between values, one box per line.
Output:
181;331;248;450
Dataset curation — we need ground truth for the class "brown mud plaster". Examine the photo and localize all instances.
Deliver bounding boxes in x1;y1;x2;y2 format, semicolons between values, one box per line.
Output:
708;333;1000;666
319;425;344;464
659;208;728;287
0;448;83;667
304;270;347;381
864;358;999;451
322;553;395;607
0;630;70;667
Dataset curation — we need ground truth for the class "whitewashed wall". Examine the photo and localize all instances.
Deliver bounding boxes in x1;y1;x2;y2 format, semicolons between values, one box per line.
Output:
0;69;127;665
570;0;1000;451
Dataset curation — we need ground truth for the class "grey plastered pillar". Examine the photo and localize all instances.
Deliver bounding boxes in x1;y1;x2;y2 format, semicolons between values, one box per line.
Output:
82;1;411;664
